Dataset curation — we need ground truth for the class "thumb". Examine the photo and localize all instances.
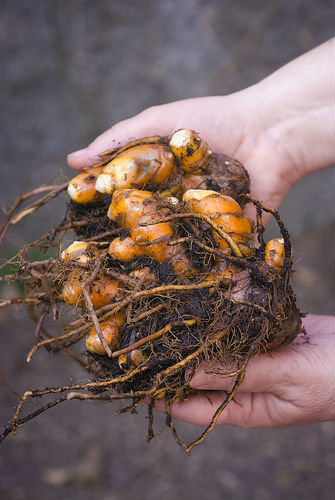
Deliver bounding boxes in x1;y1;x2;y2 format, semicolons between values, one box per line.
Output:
66;102;188;171
66;95;231;170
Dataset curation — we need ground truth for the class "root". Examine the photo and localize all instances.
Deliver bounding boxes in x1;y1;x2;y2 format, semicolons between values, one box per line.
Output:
114;397;145;415
0;137;303;453
245;194;292;273
0;296;49;307
111;319;196;359
0;183;67;245
11;184;68;225
0;395;68;442
165;400;188;450
81;250;112;356
95;277;232;322
8;344;205;439
185;369;245;454
26;329;88;362
0;368;20;399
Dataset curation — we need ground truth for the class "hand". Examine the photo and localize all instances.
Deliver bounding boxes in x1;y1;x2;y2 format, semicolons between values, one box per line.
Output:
67;40;334;428
67;91;299;212
67;39;334;212
155;314;335;428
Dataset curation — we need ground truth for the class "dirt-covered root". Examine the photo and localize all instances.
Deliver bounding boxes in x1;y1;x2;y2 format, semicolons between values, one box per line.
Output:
0;129;304;452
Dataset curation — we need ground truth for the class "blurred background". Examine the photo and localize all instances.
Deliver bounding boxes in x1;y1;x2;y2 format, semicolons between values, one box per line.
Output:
0;1;334;499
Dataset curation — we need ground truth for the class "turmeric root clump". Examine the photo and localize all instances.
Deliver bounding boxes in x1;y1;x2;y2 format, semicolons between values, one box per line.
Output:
1;129;304;454
107;189;190;273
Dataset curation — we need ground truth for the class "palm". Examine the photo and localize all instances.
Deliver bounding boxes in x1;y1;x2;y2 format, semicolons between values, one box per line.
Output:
154;315;334;428
67;95;334;429
68;93;296;210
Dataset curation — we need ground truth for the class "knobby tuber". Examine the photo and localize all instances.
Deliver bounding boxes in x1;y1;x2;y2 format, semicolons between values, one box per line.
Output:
0;129;304;453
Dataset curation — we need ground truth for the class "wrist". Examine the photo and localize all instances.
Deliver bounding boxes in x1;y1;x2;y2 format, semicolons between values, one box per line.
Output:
263;93;334;183
255;39;334;184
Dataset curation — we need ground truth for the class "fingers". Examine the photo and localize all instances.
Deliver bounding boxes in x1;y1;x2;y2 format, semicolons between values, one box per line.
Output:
153;316;335;429
66;95;241;170
302;313;335;336
188;314;335;394
154;391;287;428
67;102;186;170
187;352;286;395
67;111;159;170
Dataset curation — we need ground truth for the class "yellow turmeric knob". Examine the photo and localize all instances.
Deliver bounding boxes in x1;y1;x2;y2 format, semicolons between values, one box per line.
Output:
107;189;190;272
61;241;100;264
95;144;175;194
183;189;254;255
118;349;148;371
61;270;86;307
129;267;155;283
62;270;123;309
265;238;285;270
107;189;159;229
169;129;211;173
107;189;174;263
85;314;124;355
182;189;218;202
88;276;123;309
67;166;104;204
107;237;143;262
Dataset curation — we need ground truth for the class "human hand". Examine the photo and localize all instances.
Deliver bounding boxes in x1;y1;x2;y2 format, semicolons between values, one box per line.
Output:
66;40;334;429
67;39;334;212
67;91;297;212
155;314;335;428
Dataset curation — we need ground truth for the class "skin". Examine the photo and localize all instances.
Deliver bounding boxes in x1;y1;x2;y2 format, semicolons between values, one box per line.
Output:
67;39;335;427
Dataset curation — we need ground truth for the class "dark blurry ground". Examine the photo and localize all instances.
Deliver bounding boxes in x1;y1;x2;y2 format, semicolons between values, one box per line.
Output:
0;1;334;499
